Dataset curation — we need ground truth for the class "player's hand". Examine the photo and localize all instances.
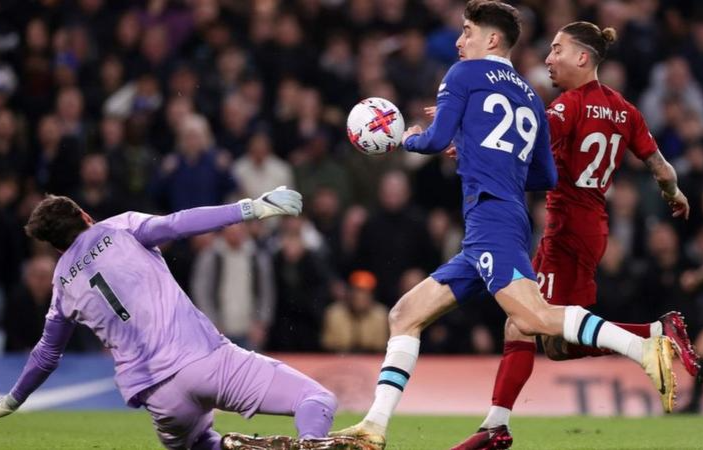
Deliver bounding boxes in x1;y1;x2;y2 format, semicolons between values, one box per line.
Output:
424;106;437;118
0;394;19;418
239;186;303;221
445;146;457;160
662;188;690;220
402;125;423;146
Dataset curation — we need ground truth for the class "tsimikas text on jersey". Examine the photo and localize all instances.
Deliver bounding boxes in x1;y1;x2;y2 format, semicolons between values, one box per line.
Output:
586;105;628;123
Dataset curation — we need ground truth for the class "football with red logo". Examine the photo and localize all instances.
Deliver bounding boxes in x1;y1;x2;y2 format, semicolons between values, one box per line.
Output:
346;97;405;155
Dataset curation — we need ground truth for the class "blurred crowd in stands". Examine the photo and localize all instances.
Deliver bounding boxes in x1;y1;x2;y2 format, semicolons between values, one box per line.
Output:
1;0;703;387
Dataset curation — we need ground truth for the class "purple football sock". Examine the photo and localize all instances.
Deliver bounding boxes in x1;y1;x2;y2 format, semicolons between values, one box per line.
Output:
296;392;337;439
257;364;338;438
192;429;221;450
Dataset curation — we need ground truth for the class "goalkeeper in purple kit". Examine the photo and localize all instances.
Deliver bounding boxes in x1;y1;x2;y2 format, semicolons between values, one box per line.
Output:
0;188;366;450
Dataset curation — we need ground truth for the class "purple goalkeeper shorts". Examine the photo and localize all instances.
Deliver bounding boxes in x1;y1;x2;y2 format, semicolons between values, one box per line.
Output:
137;343;279;449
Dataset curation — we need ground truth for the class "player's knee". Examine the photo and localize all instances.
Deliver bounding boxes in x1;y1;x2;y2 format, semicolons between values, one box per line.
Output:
511;317;538;336
504;317;529;341
388;302;402;329
388;293;419;335
511;311;549;336
314;387;338;414
300;382;338;414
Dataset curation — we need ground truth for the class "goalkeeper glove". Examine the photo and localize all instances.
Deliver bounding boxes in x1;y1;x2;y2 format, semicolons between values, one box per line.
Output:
238;186;303;221
0;394;19;418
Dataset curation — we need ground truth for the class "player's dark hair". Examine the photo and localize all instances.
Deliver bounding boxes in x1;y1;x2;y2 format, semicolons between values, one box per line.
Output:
464;0;521;49
560;21;617;65
25;195;89;251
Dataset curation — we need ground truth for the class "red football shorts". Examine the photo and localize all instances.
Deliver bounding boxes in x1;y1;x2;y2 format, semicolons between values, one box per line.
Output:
532;231;607;307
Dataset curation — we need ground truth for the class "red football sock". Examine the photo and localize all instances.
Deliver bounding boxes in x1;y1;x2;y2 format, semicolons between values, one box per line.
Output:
612;322;651;338
564;322;652;358
491;341;536;409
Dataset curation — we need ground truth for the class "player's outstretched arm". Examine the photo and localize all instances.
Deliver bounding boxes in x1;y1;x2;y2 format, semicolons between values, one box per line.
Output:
2;316;75;417
133;187;303;247
644;150;690;219
239;186;303;220
403;101;462;154
403;63;468;154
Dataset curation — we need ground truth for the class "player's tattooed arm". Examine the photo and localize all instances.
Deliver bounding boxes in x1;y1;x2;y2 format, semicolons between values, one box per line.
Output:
644;150;678;197
645;150;690;219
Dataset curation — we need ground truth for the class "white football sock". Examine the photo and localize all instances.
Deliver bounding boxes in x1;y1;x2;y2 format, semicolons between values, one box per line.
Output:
650;321;663;337
363;335;420;433
563;305;644;364
480;405;511;429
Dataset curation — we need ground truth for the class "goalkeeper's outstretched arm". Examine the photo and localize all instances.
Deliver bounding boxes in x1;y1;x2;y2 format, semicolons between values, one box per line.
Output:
132;186;303;248
0;314;75;417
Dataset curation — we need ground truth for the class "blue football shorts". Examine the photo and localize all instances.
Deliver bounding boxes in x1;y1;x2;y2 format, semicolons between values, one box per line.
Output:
431;195;536;304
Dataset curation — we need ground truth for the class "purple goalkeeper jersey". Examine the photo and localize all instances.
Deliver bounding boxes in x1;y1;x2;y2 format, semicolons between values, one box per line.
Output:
9;205;246;406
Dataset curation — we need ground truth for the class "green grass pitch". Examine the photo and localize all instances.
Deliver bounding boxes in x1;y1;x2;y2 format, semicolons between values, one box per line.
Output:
0;411;700;449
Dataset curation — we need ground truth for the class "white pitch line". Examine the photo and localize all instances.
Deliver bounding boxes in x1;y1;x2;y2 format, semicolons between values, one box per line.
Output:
13;378;117;411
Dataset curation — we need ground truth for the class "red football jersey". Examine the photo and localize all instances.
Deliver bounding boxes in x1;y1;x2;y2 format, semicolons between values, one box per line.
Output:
545;80;657;235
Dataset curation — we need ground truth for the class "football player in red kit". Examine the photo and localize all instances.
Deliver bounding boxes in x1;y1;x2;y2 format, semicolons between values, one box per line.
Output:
455;21;699;450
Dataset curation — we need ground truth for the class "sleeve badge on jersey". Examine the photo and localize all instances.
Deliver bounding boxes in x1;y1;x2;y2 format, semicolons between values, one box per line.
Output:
546;103;566;122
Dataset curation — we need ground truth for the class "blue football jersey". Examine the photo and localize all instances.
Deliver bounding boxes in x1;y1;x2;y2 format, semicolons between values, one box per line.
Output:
405;56;556;218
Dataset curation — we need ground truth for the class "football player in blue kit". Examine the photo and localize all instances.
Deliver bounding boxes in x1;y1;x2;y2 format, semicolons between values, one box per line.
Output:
332;2;676;449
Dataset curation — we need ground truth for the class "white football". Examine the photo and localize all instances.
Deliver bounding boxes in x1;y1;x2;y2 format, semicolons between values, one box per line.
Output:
346;97;405;155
